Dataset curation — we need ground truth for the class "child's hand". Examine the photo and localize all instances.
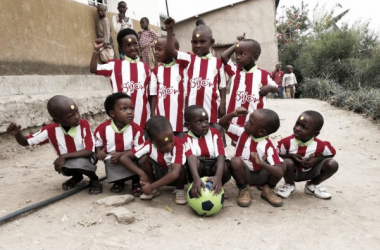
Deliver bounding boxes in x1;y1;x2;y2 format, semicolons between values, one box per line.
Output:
96;149;107;161
118;13;125;22
290;154;303;164
302;155;321;170
259;85;272;96
139;173;150;184
206;176;223;195
250;152;265;165
164;17;175;30
53;156;65;174
140;181;153;195
110;151;124;164
191;177;205;198
7;122;22;135
234;107;248;117
218;105;226;118
236;33;245;42
94;38;104;51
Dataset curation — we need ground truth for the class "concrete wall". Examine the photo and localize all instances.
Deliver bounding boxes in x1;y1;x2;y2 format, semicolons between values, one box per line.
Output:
0;0;160;75
173;0;278;72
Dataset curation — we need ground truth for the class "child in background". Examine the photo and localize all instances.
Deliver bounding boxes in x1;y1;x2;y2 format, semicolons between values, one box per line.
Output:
271;63;284;99
6;95;102;194
276;111;339;199
221;37;278;128
138;17;159;69
90;29;152;128
94;93;144;195
183;105;231;197
165;17;227;135
112;1;133;59
150;37;187;137
119;116;188;205
282;65;297;99
219;108;285;207
96;4;115;63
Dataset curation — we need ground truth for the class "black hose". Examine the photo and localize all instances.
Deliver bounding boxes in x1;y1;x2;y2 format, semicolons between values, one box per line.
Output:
0;176;106;225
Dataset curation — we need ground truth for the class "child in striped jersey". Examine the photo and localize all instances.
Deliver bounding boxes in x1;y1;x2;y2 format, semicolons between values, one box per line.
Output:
6;95;102;194
276;111;339;200
219;108;285;207
150;37;188;137
221;37;278;128
119;116;188;205
183;105;231;198
90;28;152;128
94;93;144;195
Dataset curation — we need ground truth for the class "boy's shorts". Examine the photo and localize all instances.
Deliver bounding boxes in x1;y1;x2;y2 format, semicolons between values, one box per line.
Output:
104;159;136;183
293;158;330;182
61;157;97;176
187;157;231;182
246;167;270;186
152;161;188;186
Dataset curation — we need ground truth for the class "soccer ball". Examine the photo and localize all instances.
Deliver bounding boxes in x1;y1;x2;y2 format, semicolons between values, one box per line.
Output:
187;176;225;216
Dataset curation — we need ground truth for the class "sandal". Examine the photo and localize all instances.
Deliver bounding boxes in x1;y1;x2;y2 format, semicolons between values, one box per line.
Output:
132;183;143;197
88;180;103;195
110;181;125;193
62;176;83;191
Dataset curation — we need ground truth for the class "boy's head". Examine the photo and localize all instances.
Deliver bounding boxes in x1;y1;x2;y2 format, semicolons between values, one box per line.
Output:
244;109;280;138
97;4;106;18
47;95;80;127
117;28;139;59
117;1;127;14
154;37;179;63
140;17;149;30
294;111;324;142
104;93;134;125
235;39;261;69
275;63;281;70
191;25;214;57
145;116;174;153
184;105;209;137
195;19;205;26
286;65;293;73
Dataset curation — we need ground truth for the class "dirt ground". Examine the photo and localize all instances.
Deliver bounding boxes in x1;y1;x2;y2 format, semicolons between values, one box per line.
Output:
1;98;379;250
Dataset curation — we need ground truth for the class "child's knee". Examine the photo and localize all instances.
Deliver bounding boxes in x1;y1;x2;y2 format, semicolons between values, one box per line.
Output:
283;158;296;170
324;159;339;173
230;157;244;169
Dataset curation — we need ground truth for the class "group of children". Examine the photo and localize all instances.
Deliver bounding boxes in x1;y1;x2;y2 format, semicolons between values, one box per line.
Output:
7;14;339;208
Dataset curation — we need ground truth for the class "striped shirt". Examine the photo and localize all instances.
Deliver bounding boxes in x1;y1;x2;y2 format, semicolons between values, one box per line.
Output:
131;136;186;170
183;127;225;158
226;124;282;171
177;51;226;123
94;120;144;160
96;60;151;127
225;60;277;127
26;119;94;155
150;61;189;132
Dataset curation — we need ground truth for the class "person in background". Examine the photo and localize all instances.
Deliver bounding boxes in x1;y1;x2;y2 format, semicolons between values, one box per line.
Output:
271;63;284;99
138;17;159;69
112;1;133;59
96;4;115;63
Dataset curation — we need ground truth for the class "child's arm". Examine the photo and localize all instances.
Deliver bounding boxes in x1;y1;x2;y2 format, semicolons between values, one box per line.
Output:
54;150;93;174
95;146;107;161
187;155;205;197
218;107;248;131
164;17;178;59
119;151;150;183
218;88;227;118
259;85;278;96
302;155;333;170
7;123;29;146
206;155;225;195
141;163;182;194
221;33;245;65
251;152;284;179
90;38;105;73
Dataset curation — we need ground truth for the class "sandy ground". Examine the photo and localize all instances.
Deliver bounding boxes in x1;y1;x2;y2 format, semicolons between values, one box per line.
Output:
1;98;380;250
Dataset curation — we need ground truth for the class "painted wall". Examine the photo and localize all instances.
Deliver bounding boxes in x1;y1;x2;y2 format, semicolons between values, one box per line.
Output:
0;0;160;75
173;0;278;72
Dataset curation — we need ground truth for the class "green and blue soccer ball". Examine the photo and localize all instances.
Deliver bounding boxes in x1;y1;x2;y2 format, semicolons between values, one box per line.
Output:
187;176;225;216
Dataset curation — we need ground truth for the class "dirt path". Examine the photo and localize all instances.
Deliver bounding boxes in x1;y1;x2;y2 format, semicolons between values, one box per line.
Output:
1;98;379;249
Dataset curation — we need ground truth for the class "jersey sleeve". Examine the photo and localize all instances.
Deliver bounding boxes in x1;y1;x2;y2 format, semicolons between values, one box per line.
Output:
322;141;336;156
94;125;104;148
182;136;195;157
226;124;244;143
172;139;186;165
149;68;158;96
265;141;283;166
224;59;237;78
81;120;95;152
276;139;289;156
177;51;192;66
131;140;151;158
266;73;278;88
218;59;227;89
133;124;145;148
26;127;50;146
96;61;115;77
213;130;226;156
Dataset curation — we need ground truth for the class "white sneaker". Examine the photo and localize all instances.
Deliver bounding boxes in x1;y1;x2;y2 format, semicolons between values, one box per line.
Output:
304;183;331;199
276;183;296;199
140;189;160;200
173;189;187;205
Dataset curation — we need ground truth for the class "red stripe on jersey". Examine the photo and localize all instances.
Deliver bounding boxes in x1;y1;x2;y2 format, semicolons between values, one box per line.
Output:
198;135;210;158
176;67;185;131
265;138;281;163
163;67;171;122
157;149;167;169
114;132;124;152
196;59;208;107
235;132;250;157
296;145;307;157
237;72;253;126
64;133;76;153
114;60;123;93
315;140;325;156
227;70;241;114
186;55;196;100
48;128;60;155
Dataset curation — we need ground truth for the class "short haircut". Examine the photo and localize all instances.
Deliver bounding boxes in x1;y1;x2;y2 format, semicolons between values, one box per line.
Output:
196;19;205;26
259;109;280;134
145;116;173;140
104;93;131;117
117;28;139;46
141;17;149;23
184;105;205;122
157;36;179;50
303;110;324;131
47;95;72;119
242;39;261;55
193;25;213;39
118;1;126;7
97;4;106;10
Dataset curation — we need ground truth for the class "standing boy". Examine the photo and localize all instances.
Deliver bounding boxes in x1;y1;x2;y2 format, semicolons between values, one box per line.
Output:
96;4;115;63
282;65;297;99
271;63;284;99
138;17;159;68
112;1;133;59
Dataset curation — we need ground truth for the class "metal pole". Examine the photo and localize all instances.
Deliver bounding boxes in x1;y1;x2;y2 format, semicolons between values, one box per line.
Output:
165;0;170;17
0;176;106;225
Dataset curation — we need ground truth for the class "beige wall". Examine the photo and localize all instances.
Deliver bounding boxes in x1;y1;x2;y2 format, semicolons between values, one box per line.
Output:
173;0;278;72
0;0;160;75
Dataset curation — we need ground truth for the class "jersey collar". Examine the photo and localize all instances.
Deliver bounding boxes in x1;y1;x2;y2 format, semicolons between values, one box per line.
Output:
294;137;314;146
251;135;268;142
124;56;140;63
59;124;78;138
199;52;213;59
161;60;176;68
243;65;258;73
188;129;208;138
111;120;129;134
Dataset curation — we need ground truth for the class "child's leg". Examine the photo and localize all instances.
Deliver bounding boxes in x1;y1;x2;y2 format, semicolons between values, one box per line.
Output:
308;159;339;185
137;154;155;183
276;158;297;199
61;168;83;190
76;169;102;195
211;160;231;185
230;157;251;207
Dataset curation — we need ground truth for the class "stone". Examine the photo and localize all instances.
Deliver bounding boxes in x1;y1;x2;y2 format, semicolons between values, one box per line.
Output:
96;194;134;207
106;207;135;224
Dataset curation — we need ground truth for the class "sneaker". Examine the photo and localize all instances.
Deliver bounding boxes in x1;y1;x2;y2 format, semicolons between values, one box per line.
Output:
276;183;296;199
140;189;160;200
237;186;251;207
261;185;283;207
173;189;187;205
304;182;331;199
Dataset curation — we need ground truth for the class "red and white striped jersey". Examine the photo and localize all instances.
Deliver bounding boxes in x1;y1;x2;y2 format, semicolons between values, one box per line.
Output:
150;61;189;132
176;51;226;123
225;60;278;127
94;120;144;159
183;127;225;158
26;119;94;156
131;136;186;170
96;60;151;128
277;134;336;172
226;124;282;171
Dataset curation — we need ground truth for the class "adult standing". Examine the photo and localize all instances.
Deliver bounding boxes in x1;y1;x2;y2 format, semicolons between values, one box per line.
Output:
271;63;284;99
